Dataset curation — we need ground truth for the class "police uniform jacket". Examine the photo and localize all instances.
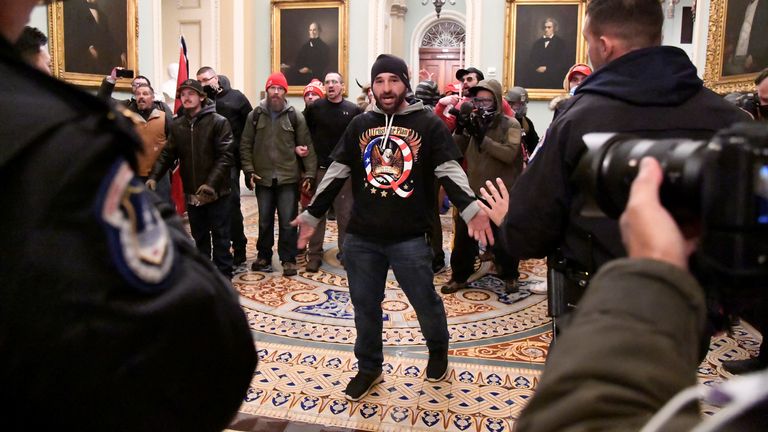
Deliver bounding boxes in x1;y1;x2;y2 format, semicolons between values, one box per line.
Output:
0;36;255;431
501;46;752;272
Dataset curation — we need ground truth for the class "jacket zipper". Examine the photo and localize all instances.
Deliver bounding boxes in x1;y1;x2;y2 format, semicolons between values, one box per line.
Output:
190;118;197;190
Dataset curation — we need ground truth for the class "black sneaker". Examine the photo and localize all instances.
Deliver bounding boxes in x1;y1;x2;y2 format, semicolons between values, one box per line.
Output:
722;357;768;375
344;371;383;401
282;261;298;276
251;258;273;272
233;250;247;266
504;278;519;294
432;256;446;274
440;280;466;294
426;352;448;382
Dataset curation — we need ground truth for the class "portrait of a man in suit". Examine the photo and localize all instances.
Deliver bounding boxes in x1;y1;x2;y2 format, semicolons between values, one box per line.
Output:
512;5;579;92
723;0;768;76
63;0;126;75
524;17;569;89
277;6;340;88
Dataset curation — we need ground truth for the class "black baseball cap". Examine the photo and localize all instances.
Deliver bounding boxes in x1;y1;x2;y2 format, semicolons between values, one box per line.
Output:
176;79;206;97
456;67;485;82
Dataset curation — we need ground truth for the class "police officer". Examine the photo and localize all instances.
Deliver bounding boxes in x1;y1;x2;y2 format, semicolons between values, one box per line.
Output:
0;2;256;430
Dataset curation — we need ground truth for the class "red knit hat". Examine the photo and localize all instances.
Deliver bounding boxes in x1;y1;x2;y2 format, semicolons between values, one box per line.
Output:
566;64;592;82
303;79;325;98
265;72;288;92
443;81;462;95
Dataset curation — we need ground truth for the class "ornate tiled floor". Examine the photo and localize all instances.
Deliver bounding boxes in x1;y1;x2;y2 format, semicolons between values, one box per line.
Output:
228;194;762;431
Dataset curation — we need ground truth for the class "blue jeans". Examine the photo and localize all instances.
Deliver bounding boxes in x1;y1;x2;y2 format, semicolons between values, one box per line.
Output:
254;181;299;263
344;233;449;374
186;195;233;277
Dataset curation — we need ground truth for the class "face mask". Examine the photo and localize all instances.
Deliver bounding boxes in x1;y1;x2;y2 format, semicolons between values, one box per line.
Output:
203;85;217;100
569;85;578;96
516;104;528;118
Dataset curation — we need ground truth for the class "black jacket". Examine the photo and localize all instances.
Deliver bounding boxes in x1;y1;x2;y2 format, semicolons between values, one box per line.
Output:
97;76;174;118
209;75;252;170
502;46;752;271
0;36;255;431
150;102;234;198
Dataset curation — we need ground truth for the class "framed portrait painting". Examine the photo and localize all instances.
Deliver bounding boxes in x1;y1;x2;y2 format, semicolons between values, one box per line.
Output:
703;0;768;94
48;0;138;90
271;0;348;95
503;0;587;100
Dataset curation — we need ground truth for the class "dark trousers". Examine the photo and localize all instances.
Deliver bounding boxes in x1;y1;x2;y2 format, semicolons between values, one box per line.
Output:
187;196;233;277
430;183;445;262
229;170;247;254
344;233;449;374
254;181;299;263
307;167;353;261
450;209;519;282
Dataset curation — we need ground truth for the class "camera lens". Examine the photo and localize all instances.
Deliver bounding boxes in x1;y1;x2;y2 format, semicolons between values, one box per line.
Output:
576;133;708;220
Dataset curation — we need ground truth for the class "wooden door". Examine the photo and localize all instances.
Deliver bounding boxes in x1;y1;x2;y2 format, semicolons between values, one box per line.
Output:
418;47;463;94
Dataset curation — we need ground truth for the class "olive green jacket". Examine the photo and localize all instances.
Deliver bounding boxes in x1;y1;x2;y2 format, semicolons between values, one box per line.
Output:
240;100;317;186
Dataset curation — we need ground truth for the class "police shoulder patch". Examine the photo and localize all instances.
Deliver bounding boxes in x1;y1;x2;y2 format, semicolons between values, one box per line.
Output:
95;159;175;292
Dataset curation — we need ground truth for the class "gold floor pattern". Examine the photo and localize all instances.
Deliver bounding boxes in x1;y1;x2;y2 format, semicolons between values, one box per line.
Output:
232;194;763;431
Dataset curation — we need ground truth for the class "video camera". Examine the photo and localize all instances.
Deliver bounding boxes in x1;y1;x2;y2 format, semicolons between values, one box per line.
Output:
574;122;768;287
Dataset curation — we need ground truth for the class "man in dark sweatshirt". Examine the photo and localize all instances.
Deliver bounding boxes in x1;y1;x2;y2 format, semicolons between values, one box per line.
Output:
499;0;751;319
292;54;494;402
303;71;362;272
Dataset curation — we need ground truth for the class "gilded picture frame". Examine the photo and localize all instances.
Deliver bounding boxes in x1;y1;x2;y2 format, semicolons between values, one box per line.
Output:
503;0;588;100
48;0;138;90
703;0;768;94
271;0;348;95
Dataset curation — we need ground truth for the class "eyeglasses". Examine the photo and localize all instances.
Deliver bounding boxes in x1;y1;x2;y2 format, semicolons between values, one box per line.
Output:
267;86;285;94
472;97;495;108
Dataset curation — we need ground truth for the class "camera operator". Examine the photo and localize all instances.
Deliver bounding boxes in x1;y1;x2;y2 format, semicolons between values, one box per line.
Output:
479;158;767;431
498;0;750;323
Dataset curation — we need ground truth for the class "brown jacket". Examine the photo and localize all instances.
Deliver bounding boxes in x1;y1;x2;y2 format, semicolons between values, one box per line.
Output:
454;79;523;195
130;108;168;177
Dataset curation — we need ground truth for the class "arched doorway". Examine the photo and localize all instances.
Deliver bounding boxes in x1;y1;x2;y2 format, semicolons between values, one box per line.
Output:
418;20;465;92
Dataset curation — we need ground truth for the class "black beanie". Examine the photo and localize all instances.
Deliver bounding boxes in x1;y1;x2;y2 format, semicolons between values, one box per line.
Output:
370;54;411;91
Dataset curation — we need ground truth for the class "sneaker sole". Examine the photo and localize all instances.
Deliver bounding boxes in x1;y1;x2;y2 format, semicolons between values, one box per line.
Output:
425;368;448;383
344;375;384;401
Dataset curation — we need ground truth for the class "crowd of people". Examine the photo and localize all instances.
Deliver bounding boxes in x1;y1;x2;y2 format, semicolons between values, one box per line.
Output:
2;0;767;429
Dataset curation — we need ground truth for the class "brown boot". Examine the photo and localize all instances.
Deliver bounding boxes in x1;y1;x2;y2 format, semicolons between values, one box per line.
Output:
306;259;321;273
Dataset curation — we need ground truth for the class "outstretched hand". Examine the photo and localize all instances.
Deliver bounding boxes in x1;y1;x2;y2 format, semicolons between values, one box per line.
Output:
290;215;315;250
619;157;696;270
467;207;494;247
478;178;509;226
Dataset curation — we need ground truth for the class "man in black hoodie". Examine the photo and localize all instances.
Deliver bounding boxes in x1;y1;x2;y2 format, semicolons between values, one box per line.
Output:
197;67;253;266
500;0;751;316
292;54;494;402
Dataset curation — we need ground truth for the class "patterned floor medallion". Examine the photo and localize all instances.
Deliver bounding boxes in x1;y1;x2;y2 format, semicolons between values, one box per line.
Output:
232;195;762;430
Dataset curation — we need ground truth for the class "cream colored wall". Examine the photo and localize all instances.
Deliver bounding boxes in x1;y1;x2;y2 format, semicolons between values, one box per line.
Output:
28;0;716;129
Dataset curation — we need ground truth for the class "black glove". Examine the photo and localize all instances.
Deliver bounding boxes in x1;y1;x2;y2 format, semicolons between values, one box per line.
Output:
301;177;316;195
465;112;483;138
195;184;218;205
244;171;257;190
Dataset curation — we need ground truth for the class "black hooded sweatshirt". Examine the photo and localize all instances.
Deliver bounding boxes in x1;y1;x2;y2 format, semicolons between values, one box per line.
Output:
502;46;751;271
209;75;252;170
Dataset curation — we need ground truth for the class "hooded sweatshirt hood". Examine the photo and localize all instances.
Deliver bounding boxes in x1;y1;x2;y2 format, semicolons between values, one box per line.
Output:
468;79;503;115
217;74;232;94
576;46;702;106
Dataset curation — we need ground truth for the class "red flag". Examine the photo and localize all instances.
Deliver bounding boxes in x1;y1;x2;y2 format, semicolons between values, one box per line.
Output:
170;35;189;215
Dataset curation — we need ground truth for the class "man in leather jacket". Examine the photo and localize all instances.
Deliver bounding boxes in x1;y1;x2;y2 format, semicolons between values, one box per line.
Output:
148;79;235;277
